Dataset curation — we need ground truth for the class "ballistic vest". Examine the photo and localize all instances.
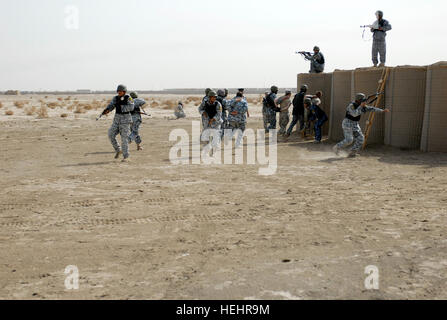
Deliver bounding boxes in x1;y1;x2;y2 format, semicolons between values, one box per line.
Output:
204;101;218;119
115;95;131;114
345;102;362;122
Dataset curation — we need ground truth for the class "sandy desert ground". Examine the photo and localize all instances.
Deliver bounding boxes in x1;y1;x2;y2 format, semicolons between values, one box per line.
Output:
0;94;447;300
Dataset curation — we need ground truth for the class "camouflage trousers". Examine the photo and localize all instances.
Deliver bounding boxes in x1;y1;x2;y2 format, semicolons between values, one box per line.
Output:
201;116;222;146
310;61;324;73
108;116;131;158
174;111;185;119
221;112;228;128
262;106;269;130
228;121;246;148
336;119;364;152
372;40;386;65
220;116;229;138
129;114;142;145
201;117;222;131
266;108;277;130
278;111;290;135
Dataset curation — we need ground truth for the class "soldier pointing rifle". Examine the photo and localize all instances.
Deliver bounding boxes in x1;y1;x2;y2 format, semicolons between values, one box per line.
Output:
298;46;325;73
371;10;392;67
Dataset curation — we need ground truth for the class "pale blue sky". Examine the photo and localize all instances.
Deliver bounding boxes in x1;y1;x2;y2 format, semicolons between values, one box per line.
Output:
1;0;446;91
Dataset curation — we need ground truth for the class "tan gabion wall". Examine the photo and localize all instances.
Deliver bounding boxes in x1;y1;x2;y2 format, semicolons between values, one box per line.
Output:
421;62;447;152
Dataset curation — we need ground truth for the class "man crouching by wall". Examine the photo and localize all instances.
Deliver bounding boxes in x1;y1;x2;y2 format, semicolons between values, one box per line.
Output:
333;93;389;158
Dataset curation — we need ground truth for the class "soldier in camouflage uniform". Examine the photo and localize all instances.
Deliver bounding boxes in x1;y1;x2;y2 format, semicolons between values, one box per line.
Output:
128;92;147;151
371;10;392;67
233;88;250;118
262;91;270;131
265;86;279;132
333;93;390;157
100;84;135;162
198;90;223;147
216;89;229;130
202;88;212;103
276;91;292;136
303;46;325;73
174;101;186;119
227;92;249;148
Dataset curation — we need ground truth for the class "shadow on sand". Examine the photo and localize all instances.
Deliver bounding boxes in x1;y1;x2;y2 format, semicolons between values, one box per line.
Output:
283;134;447;168
84;152;116;156
58;161;115;167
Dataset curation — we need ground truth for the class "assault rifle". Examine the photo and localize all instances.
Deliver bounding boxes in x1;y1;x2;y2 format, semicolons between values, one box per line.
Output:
360;22;380;41
360;21;379;29
96;109;108;121
366;91;384;104
296;51;313;59
140;110;151;117
96;109;151;121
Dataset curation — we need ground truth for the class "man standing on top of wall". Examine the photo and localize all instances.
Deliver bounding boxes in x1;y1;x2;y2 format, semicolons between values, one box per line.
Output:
371;10;392;67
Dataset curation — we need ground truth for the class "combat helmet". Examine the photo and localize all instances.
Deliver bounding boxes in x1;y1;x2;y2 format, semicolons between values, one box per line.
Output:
117;84;127;92
355;93;367;102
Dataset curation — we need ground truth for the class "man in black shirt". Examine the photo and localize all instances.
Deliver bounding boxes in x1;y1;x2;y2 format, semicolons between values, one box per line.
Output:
286;85;307;137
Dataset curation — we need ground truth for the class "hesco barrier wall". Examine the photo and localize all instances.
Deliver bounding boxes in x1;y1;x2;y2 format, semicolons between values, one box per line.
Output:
297;73;333;135
352;68;386;145
329;70;353;141
385;66;427;149
421;62;447;152
297;62;446;152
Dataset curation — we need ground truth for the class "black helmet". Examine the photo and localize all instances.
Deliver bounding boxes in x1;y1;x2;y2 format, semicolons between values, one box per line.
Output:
117;84;127;92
